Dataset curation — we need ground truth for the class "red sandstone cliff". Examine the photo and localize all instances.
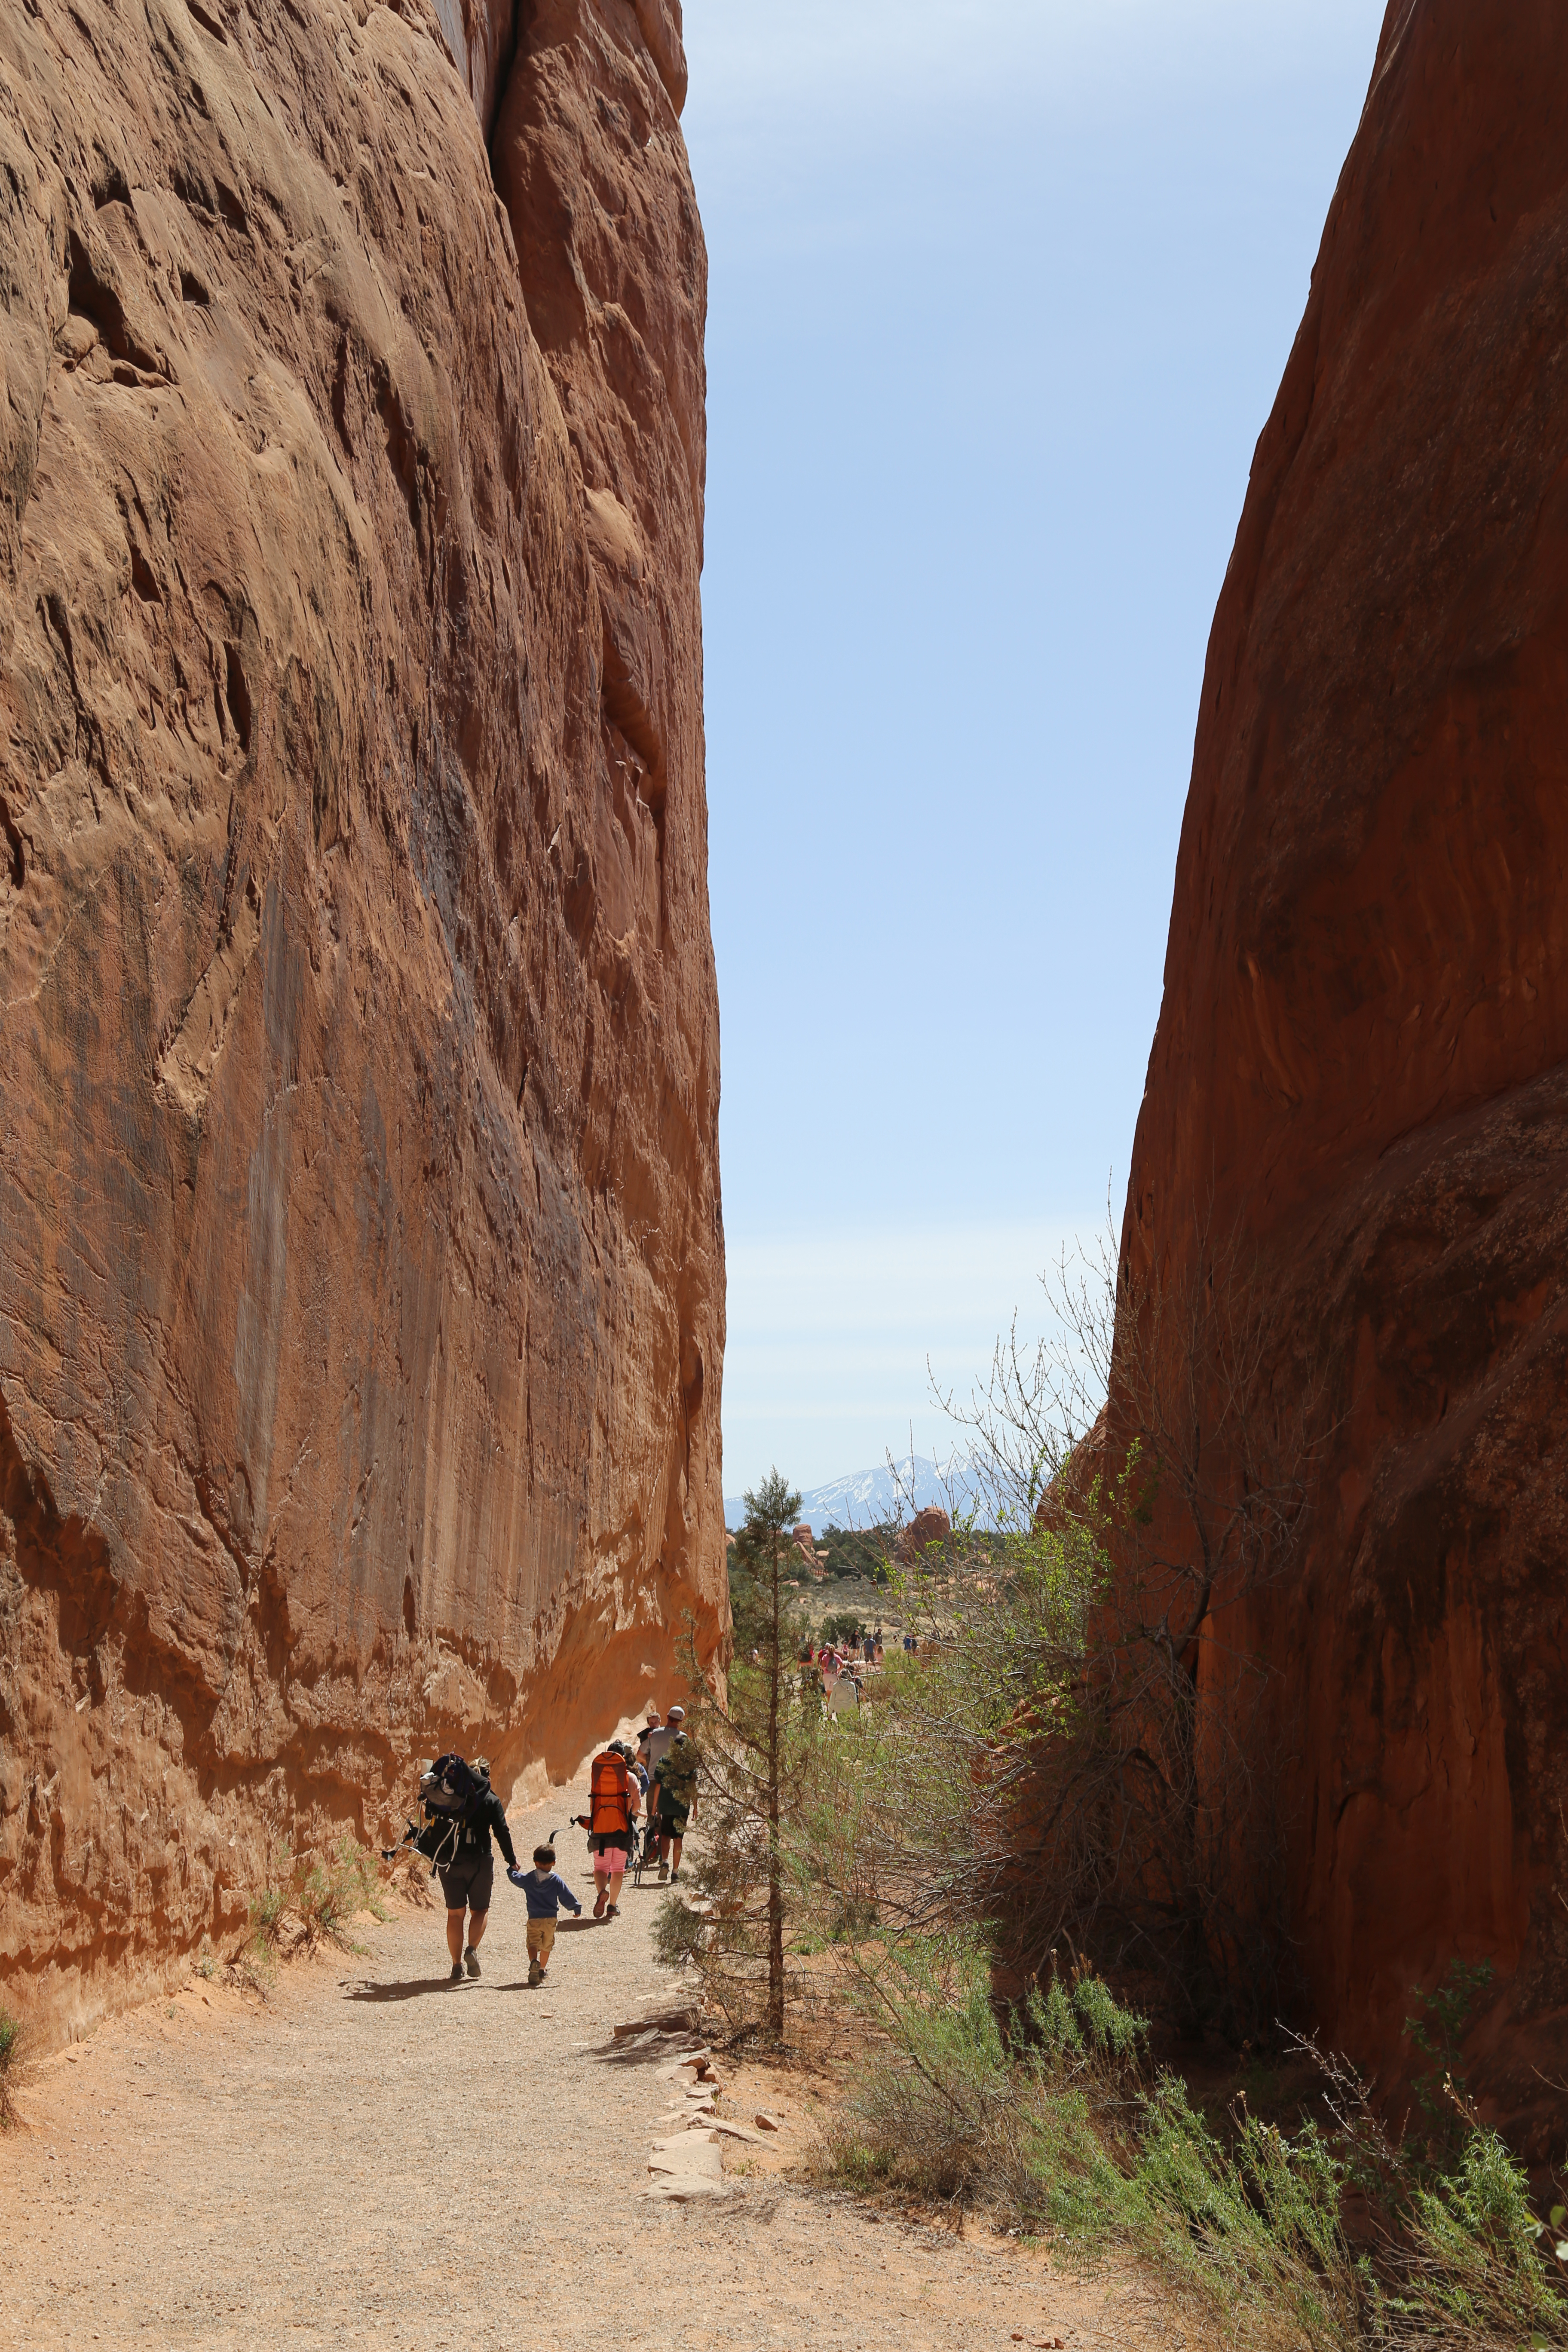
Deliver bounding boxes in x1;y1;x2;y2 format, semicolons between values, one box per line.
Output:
0;0;725;2040
1117;0;1568;2149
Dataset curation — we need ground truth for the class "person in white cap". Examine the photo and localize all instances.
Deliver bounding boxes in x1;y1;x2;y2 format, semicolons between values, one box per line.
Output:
650;1704;698;1882
640;1705;675;1780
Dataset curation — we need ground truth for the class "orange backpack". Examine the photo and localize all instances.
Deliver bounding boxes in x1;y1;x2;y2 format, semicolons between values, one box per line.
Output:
590;1751;630;1834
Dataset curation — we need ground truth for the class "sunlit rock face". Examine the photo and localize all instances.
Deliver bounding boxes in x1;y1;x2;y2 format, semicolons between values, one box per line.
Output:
1116;0;1568;2150
0;0;724;2042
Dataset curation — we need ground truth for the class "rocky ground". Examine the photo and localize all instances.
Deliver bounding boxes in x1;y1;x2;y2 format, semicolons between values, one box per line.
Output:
0;1773;1180;2350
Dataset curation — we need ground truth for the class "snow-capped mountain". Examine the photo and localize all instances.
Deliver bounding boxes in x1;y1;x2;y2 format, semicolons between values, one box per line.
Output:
723;1456;976;1533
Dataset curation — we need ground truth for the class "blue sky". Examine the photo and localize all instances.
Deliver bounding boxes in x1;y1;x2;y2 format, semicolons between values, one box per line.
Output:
683;0;1386;1494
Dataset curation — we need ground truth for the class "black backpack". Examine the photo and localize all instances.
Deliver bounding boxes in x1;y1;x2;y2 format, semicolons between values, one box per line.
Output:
410;1754;490;1868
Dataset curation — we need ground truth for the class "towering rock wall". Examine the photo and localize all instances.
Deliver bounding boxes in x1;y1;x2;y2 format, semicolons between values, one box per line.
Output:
0;0;725;2039
1119;0;1568;2149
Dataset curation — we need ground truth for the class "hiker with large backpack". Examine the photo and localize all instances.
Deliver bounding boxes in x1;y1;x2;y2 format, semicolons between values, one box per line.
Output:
585;1739;640;1917
650;1706;698;1883
390;1753;522;1980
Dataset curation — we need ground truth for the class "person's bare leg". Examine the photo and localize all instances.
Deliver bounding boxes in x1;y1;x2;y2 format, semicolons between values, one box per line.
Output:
607;1869;624;1911
594;1865;609;1915
446;1910;464;1965
670;1837;684;1876
468;1909;488;1949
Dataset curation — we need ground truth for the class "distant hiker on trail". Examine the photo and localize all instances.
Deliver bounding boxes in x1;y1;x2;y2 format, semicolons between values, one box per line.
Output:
651;1708;698;1883
402;1753;521;1981
587;1739;639;1917
641;1706;676;1779
508;1844;582;1985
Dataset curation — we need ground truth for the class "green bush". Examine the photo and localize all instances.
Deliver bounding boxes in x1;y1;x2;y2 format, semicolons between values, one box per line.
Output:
1404;1958;1494;2152
0;2008;22;2128
1394;2127;1568;2346
817;1525;897;1583
245;1834;385;1967
244;1875;289;1973
296;1839;385;1947
824;1935;1565;2351
652;1893;706;1969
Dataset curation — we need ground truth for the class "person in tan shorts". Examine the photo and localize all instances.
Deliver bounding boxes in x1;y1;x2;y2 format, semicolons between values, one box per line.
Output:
511;1842;582;1984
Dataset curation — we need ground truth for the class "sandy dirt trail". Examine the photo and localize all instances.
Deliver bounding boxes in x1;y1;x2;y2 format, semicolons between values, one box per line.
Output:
0;1779;1181;2351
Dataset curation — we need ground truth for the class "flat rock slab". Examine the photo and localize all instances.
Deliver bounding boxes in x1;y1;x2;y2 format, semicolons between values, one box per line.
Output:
645;2132;733;2202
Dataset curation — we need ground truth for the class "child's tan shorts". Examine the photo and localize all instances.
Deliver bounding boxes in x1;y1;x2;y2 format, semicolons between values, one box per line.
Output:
526;1919;556;1960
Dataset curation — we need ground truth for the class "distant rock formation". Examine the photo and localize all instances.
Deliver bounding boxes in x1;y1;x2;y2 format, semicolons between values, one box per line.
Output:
1115;0;1568;2150
0;0;724;2043
898;1507;952;1563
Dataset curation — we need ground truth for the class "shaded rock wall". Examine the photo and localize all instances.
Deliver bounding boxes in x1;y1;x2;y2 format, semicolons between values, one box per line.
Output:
1118;0;1568;2149
0;0;725;2040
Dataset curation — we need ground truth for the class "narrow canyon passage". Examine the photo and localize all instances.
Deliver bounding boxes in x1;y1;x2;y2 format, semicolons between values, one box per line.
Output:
0;1776;1173;2352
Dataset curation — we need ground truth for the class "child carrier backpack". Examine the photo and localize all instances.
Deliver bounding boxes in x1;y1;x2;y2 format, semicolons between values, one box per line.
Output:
589;1751;631;1835
410;1753;490;1870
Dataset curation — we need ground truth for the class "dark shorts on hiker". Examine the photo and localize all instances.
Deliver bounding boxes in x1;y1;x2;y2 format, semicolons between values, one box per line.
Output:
658;1802;689;1839
437;1847;494;1914
591;1830;630;1858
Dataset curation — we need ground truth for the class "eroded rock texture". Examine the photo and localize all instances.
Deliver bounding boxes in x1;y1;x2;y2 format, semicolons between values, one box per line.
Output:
1118;0;1568;2146
0;0;725;2039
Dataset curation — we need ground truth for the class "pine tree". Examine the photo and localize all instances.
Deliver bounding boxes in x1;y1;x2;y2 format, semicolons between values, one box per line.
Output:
673;1468;811;2039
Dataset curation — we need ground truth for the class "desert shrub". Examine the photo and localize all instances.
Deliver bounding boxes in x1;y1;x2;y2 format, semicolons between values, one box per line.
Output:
1392;2125;1568;2348
817;1524;897;1583
296;1839;385;1946
825;1934;1139;2229
824;1932;1566;2351
244;1869;290;1972
1403;1958;1494;2154
245;1833;385;1968
652;1892;707;1969
0;2008;22;2128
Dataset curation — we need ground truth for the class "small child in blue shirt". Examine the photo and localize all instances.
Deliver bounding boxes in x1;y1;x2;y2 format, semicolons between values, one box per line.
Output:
509;1844;582;1984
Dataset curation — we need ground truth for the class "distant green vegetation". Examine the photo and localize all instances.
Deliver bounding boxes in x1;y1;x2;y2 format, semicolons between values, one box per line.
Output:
814;1522;895;1582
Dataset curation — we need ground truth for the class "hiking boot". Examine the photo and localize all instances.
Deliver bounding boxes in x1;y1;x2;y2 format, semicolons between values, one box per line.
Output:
669;1869;681;1883
463;1945;481;1978
527;1960;542;1987
605;1902;619;1918
658;1862;669;1883
593;1890;607;1919
449;1961;463;1981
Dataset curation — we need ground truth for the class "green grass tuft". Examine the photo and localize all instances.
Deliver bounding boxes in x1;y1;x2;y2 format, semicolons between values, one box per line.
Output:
0;2008;23;2129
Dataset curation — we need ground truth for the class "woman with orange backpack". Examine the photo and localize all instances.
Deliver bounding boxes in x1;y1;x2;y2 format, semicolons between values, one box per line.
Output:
586;1739;640;1917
